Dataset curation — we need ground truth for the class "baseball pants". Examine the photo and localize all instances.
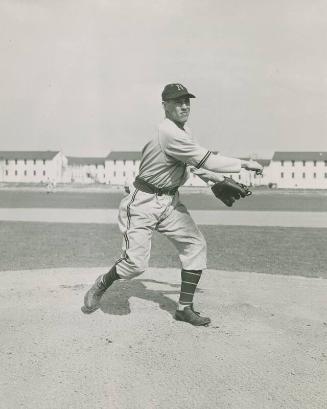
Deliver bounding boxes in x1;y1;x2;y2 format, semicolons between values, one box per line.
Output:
115;187;207;279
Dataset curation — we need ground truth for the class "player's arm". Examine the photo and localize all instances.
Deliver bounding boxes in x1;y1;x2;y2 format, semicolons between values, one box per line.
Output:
160;125;262;179
191;167;225;183
201;153;262;173
201;153;241;173
197;154;263;182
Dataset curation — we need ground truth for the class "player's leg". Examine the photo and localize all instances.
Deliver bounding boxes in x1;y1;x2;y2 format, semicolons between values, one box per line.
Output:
157;200;210;326
81;263;122;314
82;190;156;313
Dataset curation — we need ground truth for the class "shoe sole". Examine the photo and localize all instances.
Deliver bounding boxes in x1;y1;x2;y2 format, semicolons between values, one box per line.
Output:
175;315;211;326
81;305;99;314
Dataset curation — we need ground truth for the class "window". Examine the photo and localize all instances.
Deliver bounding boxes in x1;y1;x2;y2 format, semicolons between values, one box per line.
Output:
5;170;8;175
5;159;8;165
281;172;284;178
281;160;284;167
123;160;126;165
43;170;46;176
15;159;18;165
15;170;18;176
24;159;27;165
313;161;317;167
292;172;294;178
302;172;306;179
114;171;116;177
123;171;126;177
238;175;241;180
34;159;36;165
43;160;46;165
33;170;36;176
24;170;27;176
325;173;327;178
313;173;316;179
291;160;295;167
133;172;135;177
303;161;306;166
325;161;327;167
133;160;135;165
114;160;116;165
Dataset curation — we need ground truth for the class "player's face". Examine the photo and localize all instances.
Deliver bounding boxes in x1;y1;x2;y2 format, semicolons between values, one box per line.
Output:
163;97;190;125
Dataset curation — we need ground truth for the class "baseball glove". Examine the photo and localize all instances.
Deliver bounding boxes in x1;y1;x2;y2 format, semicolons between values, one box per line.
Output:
211;177;252;207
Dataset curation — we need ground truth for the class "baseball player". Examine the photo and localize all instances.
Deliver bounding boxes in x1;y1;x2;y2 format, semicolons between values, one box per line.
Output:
82;83;262;326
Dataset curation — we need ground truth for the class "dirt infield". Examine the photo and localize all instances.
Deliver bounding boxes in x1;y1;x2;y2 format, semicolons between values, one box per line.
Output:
1;195;326;408
1;267;326;409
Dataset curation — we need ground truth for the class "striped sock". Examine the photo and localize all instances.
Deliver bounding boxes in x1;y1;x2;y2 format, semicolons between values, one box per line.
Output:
100;265;120;289
178;269;202;308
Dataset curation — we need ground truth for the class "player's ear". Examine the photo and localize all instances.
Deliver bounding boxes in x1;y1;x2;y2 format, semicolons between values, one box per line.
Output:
162;100;168;112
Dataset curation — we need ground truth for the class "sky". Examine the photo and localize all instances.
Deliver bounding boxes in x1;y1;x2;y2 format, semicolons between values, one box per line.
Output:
0;0;326;158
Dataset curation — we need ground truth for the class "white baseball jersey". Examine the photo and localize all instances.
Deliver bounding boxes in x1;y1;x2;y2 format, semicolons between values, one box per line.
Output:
138;118;211;189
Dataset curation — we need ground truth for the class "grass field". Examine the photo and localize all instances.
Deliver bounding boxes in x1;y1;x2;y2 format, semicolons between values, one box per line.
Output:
1;221;326;278
0;188;326;278
0;187;327;211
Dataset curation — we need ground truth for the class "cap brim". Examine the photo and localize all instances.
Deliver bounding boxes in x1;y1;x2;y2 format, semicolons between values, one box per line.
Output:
163;92;196;101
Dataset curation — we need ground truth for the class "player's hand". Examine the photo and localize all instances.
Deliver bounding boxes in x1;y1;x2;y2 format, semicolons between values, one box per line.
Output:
242;160;263;175
191;168;225;183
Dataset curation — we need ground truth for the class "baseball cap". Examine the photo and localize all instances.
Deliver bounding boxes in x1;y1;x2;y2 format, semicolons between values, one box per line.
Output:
162;83;196;101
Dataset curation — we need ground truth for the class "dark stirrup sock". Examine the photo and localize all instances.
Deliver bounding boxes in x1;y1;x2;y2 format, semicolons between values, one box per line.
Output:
100;265;120;289
178;269;202;307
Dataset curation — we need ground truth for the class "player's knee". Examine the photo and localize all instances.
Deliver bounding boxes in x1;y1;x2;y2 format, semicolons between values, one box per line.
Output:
116;265;145;279
126;259;147;278
133;257;148;272
196;234;207;255
131;265;146;277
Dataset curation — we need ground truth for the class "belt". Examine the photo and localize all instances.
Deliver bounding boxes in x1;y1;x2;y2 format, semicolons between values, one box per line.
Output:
133;176;178;196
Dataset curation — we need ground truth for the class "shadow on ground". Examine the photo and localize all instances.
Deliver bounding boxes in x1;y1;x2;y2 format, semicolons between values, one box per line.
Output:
99;278;204;317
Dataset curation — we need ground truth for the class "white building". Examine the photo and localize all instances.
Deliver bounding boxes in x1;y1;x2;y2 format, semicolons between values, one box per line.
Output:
269;152;327;189
105;151;141;185
2;149;325;189
63;157;106;184
0;151;67;183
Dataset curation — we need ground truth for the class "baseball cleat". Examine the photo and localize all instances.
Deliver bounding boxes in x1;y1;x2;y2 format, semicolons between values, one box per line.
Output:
81;275;107;314
175;306;211;326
